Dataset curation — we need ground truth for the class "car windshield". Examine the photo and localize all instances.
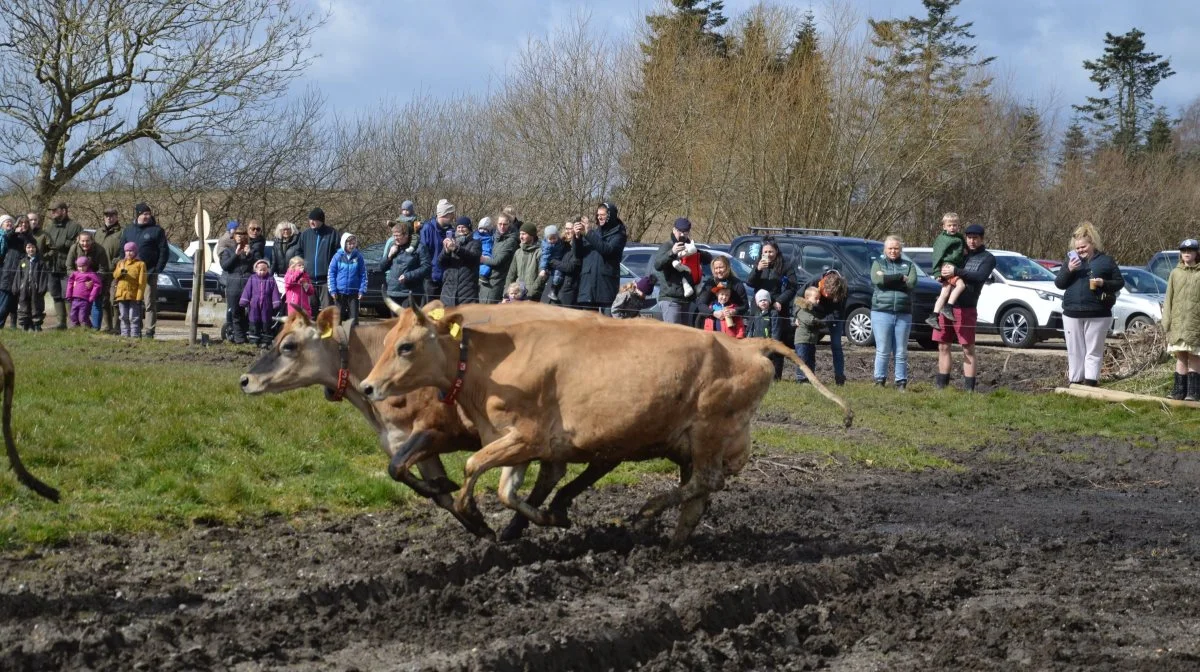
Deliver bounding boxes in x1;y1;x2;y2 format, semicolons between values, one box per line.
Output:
360;241;386;264
994;255;1057;281
167;244;190;264
1121;267;1167;293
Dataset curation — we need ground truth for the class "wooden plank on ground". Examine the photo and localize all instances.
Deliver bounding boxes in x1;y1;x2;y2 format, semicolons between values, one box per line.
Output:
1053;384;1200;409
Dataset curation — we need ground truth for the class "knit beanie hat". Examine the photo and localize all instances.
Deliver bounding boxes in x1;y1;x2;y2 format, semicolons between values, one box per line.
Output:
254;259;270;272
401;200;415;212
455;215;473;230
134;202;151;215
543;225;559;239
755;289;771;304
308;207;325;223
520;222;537;237
635;275;655;295
124;242;139;253
436;199;455;217
477;216;494;232
75;256;90;270
227;220;239;232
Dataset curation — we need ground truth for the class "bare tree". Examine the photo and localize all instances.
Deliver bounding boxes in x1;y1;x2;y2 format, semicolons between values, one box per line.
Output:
0;0;323;211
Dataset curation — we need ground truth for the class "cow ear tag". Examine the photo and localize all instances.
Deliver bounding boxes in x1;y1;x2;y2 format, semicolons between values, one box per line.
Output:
448;322;462;341
427;308;445;321
320;326;334;339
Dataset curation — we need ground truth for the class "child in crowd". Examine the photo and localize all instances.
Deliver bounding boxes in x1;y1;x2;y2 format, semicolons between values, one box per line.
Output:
241;259;282;347
792;286;827;383
747;289;786;380
66;256;102;327
1164;238;1200;401
671;238;702;299
707;283;745;338
112;242;147;337
476;217;495;282
502;281;527;303
328;232;367;324
539;225;567;302
14;240;50;331
926;212;967;327
283;256;314;317
612;275;655;319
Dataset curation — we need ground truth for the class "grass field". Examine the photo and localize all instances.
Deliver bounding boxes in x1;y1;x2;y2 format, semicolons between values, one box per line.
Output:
0;330;1194;547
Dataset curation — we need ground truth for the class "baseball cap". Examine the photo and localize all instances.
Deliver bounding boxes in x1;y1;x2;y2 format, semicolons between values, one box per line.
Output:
964;223;985;236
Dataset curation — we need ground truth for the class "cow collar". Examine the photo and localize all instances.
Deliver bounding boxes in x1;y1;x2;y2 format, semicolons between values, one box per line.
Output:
438;329;469;405
322;321;354;402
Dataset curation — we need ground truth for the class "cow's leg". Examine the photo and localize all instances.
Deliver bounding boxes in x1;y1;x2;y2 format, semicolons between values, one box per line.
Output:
499;461;618;542
413;458;494;540
670;493;711;549
498;461;565;542
457;431;534;521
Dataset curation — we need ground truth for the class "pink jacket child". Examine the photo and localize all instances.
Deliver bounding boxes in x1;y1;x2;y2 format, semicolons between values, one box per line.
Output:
66;256;103;327
283;266;315;316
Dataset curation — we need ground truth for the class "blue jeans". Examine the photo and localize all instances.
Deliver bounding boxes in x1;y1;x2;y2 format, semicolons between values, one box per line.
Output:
794;319;845;382
794;343;816;381
872;310;912;382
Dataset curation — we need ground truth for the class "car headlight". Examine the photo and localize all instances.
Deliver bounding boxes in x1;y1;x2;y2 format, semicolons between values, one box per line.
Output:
157;274;177;288
1034;290;1060;301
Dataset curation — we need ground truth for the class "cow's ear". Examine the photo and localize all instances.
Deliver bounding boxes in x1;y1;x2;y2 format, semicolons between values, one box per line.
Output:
287;305;310;325
316;306;341;339
436;313;465;342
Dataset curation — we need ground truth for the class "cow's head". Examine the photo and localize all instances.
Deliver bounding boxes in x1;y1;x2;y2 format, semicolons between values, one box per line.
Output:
361;303;462;402
240;306;344;394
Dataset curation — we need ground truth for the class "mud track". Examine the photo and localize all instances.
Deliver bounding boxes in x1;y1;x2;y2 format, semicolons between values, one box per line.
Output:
2;347;1199;670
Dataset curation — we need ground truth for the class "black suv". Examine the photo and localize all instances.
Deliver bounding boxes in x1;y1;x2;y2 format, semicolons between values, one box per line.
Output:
728;227;941;348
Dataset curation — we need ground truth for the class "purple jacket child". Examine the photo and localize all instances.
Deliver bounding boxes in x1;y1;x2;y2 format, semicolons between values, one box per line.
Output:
239;260;282;326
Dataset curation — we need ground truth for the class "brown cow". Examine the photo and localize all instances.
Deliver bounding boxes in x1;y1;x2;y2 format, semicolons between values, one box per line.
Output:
0;342;59;501
240;302;610;540
361;305;852;548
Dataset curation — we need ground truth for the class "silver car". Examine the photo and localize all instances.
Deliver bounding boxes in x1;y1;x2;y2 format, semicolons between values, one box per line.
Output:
1113;266;1165;335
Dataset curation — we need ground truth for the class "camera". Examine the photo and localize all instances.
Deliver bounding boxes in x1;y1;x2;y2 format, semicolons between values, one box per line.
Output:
678;235;691;245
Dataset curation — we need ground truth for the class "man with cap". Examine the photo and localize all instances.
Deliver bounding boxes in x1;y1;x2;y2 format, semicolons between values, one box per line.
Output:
93;207;124;333
418;199;457;304
120;202;169;338
932;222;995;391
297;207;340;317
479;212;519;303
574;201;628;313
653;217;711;326
44;202;82;329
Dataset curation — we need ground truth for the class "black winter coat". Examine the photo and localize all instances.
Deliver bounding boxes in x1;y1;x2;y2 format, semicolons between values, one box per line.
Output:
438;236;482;307
271;235;303;276
380;242;431;300
949;247;997;309
696;274;748;315
653;239;712;303
121;220;170;274
1054;252;1124;318
576;218;627;306
0;232;32;293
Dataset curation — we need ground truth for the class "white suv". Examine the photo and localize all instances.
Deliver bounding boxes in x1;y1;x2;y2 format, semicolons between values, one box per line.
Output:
906;248;1063;348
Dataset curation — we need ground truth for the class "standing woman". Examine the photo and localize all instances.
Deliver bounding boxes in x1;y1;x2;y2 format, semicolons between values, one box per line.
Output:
1053;222;1124;386
747;237;795;379
545;226;583;308
271;221;302;278
869;236;918;390
806;269;850;386
1162;238;1200;400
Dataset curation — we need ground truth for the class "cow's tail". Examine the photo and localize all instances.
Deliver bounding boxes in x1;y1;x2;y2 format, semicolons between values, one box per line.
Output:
1;345;59;502
755;339;854;429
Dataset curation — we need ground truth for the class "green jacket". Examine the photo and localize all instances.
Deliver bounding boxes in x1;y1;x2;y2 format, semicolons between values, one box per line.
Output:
66;242;110;279
505;241;545;299
93;224;124;276
1163;262;1200;347
45;218;83;274
870;256;918;313
930;231;965;272
791;297;824;345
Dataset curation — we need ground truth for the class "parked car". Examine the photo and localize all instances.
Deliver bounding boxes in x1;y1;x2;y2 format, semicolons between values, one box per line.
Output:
728;229;940;348
1035;259;1062;272
159;243;223;313
1113;266;1165;335
906;247;1062;348
1146;250;1179;281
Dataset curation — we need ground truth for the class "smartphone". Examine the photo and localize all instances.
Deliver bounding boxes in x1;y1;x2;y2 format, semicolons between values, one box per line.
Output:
1067;250;1080;263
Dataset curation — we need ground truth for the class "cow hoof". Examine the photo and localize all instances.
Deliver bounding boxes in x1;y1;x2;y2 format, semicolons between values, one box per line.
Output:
544;508;572;529
498;519;528;543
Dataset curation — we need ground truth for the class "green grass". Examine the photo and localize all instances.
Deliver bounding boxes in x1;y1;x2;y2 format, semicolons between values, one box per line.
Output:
0;330;1196;547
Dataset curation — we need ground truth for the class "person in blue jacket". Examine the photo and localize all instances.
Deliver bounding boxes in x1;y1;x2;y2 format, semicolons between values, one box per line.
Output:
328;232;367;325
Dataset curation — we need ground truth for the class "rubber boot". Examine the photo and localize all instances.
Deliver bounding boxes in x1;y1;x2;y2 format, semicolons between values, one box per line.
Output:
1083;379;1099;387
935;373;950;390
835;374;846;387
53;301;67;330
1169;373;1187;401
895;379;908;391
963;376;977;393
1186;373;1200;402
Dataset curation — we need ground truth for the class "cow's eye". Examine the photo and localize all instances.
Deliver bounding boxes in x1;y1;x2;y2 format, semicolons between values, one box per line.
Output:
280;341;296;353
397;342;414;356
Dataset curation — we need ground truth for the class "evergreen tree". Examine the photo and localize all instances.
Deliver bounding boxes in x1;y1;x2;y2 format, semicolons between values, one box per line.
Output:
1072;29;1174;153
1146;108;1173;153
867;0;994;102
1058;119;1090;168
1012;104;1045;169
643;0;728;59
788;10;820;69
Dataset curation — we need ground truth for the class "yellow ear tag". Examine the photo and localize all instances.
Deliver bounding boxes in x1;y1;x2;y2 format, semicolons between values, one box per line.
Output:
320;326;334;339
448;322;462;341
427;308;445;321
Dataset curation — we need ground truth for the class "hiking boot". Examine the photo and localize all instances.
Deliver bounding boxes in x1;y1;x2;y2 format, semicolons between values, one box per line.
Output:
895;379;908;391
940;306;956;322
1083;379;1099;387
835;374;846;386
1170;373;1187;400
924;315;940;329
873;379;885;387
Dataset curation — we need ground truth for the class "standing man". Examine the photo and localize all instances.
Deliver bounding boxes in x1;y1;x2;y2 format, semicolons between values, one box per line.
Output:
653;217;710;325
67;231;110;330
120;203;169;338
932;223;996;392
418;199;456;304
479;212;519;304
93;208;124;333
574;201;627;313
297;208;339;317
45;202;82;329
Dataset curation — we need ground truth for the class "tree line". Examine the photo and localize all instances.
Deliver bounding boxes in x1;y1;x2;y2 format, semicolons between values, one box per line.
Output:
0;0;1195;264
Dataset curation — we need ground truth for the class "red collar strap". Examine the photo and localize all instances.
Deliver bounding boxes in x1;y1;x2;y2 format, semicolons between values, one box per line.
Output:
326;323;353;402
438;330;469;405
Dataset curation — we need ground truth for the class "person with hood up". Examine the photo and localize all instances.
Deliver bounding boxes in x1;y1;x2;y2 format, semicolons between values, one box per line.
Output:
297;207;340;316
240;259;282;347
438;216;482;307
505;222;544;301
328;232;367;324
119;202;169;338
574;201;627;312
66;256;103;327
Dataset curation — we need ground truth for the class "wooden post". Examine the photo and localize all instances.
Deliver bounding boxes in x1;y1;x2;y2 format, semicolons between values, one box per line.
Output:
189;200;210;345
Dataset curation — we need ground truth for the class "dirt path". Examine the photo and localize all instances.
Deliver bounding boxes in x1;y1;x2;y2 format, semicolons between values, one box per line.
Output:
4;346;1196;671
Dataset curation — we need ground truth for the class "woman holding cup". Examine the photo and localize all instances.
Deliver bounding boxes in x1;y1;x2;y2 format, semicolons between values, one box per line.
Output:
1053;222;1124;386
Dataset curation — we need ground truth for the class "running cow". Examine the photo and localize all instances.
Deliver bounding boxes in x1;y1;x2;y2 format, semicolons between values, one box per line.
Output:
361;305;852;548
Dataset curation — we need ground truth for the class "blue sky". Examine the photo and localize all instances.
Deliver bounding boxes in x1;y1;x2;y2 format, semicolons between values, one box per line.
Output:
296;0;1198;122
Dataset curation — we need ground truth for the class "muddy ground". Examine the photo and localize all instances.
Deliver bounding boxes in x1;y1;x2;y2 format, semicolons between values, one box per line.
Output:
2;342;1199;671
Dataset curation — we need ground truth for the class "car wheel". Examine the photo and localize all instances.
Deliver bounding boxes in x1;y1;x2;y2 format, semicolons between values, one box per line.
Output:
1125;314;1154;334
998;306;1036;348
845;307;874;347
